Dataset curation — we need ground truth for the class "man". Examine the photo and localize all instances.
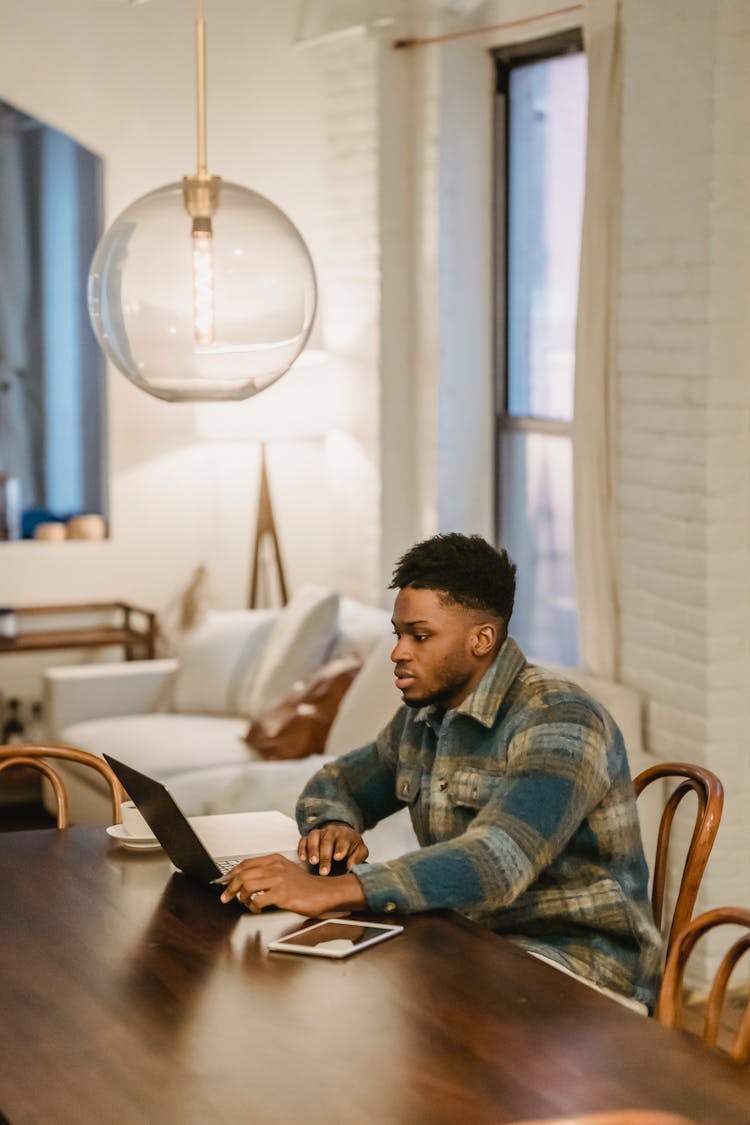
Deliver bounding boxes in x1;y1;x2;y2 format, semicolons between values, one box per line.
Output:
220;533;661;1009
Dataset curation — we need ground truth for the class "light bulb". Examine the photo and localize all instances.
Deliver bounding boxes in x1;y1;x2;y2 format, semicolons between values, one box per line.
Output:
191;218;215;345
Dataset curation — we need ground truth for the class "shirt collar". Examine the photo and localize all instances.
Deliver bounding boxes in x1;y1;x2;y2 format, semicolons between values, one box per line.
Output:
415;635;527;729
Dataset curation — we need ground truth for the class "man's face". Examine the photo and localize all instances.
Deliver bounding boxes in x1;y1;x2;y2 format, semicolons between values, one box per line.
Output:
390;586;493;711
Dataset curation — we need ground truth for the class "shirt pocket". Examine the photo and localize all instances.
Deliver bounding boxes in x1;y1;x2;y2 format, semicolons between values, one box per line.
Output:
448;766;504;810
395;764;422;805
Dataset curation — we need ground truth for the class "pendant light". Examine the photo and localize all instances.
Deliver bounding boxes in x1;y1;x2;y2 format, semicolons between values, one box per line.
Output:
87;0;317;402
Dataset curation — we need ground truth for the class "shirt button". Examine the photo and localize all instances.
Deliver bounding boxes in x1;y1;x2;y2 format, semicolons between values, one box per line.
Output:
306;815;317;823
401;782;409;796
437;778;448;791
384;901;397;913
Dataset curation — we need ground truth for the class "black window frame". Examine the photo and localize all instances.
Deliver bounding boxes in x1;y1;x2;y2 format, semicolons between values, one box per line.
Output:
492;29;585;664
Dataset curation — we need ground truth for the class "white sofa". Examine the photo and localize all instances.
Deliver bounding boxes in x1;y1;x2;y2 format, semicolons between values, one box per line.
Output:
44;585;659;864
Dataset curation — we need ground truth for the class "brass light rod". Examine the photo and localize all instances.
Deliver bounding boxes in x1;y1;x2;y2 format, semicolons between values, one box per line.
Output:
196;0;208;176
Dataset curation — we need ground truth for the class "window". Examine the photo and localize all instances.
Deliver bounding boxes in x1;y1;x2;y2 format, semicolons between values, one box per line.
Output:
0;98;106;539
494;35;587;666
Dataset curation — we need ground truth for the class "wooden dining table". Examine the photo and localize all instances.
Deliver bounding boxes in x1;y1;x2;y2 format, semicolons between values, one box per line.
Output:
0;826;748;1125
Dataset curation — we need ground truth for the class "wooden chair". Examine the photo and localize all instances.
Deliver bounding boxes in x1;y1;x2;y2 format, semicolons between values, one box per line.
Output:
656;906;750;1065
633;763;723;955
0;744;124;828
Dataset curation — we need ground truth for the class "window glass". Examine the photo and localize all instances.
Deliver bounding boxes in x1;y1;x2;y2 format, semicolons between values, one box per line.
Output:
498;431;577;666
507;53;587;422
496;40;586;666
0;97;107;541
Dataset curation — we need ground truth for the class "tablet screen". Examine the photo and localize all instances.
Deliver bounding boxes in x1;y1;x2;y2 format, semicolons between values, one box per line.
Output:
268;919;403;957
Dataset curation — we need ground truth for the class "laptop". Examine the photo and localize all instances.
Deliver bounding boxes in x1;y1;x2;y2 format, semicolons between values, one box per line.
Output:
104;754;301;885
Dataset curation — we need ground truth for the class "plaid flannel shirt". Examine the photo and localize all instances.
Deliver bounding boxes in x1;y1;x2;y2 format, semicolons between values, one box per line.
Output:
297;636;662;1008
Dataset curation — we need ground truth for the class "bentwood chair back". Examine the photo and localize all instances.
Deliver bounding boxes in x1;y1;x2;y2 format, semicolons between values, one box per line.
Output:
0;744;124;828
656;906;750;1065
633;762;723;955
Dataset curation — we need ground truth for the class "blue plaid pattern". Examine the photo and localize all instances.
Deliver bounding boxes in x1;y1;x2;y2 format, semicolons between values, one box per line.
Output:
297;637;662;1008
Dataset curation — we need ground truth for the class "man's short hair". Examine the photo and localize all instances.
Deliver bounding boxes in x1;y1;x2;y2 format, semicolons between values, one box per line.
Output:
389;533;516;623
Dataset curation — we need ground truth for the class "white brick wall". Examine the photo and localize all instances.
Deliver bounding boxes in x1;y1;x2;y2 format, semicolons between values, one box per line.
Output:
316;37;383;602
618;0;750;983
316;32;422;600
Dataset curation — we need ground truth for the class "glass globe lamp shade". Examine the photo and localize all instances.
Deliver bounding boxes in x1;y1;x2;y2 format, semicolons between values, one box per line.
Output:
87;181;317;402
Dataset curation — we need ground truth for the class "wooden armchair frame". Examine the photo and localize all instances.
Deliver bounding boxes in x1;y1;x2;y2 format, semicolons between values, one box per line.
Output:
656;906;750;1065
0;744;124;828
633;762;723;955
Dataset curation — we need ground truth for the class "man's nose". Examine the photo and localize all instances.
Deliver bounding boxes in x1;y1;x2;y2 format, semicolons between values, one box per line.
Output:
391;636;409;663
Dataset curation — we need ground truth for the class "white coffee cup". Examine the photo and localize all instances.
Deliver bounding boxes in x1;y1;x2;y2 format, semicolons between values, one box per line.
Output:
120;800;155;838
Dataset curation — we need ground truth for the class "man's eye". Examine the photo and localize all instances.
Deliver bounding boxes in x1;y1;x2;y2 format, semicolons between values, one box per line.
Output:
414;634;429;643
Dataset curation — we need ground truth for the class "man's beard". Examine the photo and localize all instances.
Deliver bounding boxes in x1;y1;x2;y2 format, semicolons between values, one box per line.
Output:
401;679;463;710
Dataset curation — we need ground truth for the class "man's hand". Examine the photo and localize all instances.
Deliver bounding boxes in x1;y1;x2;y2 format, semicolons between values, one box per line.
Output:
298;821;369;875
218;853;366;915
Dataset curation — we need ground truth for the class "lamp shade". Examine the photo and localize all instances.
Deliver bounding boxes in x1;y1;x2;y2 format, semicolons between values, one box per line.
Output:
87;180;317;402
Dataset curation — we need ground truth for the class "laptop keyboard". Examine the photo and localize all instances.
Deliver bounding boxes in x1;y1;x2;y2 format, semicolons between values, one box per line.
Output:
215;855;247;873
215;850;300;875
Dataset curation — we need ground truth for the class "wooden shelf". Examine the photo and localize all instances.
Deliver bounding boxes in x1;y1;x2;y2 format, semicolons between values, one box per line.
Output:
0;602;157;661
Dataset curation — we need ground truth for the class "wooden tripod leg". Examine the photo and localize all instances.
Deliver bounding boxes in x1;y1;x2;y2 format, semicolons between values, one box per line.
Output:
248;443;289;609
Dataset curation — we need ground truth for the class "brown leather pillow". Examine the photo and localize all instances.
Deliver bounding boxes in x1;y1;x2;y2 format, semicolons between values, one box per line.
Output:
243;654;362;761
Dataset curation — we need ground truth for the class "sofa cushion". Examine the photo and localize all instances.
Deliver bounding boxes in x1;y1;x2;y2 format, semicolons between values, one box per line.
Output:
203;757;338;820
330;597;392;660
239;585;340;717
171;609;277;716
326;631;400;756
243;655;362;760
62;714;254;779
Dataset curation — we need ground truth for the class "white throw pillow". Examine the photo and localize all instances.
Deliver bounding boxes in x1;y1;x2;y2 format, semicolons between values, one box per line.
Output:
171;610;277;715
239;585;340;718
326;631;400;756
329;597;392;660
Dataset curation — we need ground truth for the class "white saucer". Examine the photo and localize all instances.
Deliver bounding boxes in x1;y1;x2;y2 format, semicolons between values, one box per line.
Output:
106;823;162;851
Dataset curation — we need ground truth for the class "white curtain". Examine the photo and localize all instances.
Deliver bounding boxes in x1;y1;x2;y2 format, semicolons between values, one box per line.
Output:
572;0;623;680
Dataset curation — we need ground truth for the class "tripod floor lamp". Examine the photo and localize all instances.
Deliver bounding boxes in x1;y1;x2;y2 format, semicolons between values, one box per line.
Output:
248;443;289;609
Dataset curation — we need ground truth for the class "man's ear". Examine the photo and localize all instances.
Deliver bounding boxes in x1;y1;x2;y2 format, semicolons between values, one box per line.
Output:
472;623;498;657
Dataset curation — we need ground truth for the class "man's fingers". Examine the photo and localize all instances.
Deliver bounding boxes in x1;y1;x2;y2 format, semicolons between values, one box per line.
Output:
218;854;287;903
220;871;258;903
317;832;339;875
298;825;369;875
246;888;269;913
304;829;323;865
218;859;252;901
299;830;327;865
296;824;368;876
346;841;369;868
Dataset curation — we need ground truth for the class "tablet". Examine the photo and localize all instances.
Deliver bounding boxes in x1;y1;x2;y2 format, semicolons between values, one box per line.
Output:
267;919;404;958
